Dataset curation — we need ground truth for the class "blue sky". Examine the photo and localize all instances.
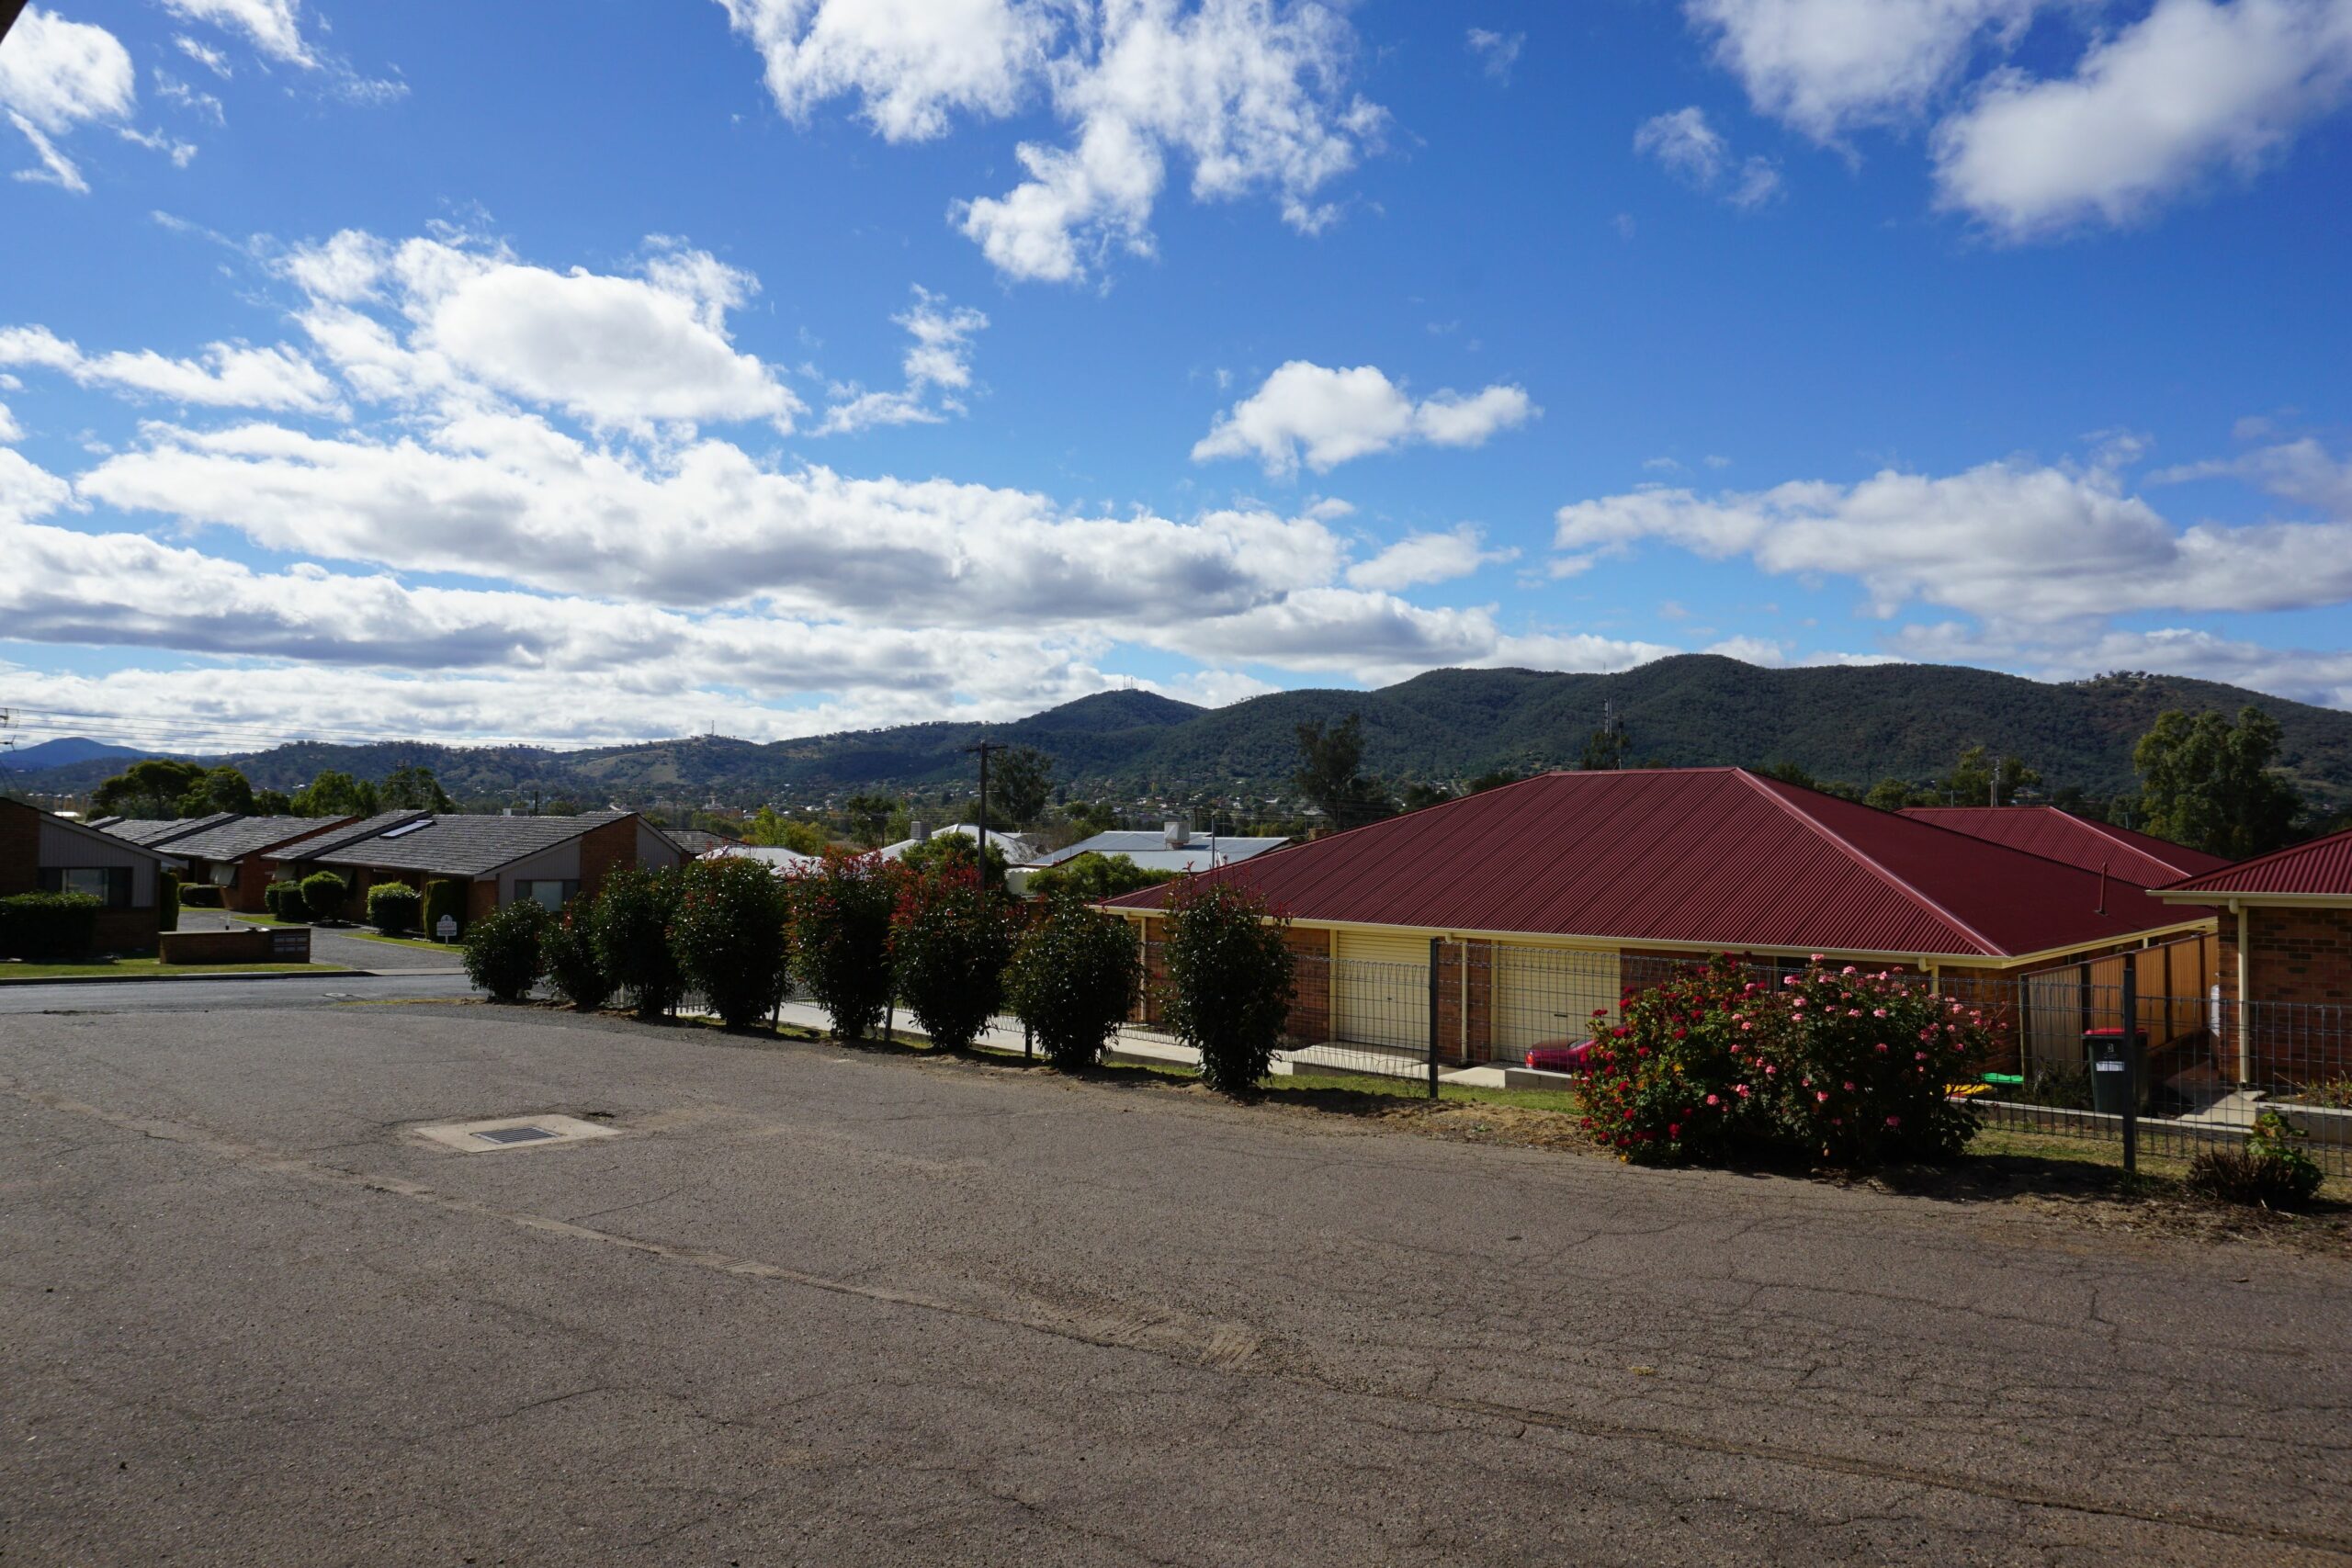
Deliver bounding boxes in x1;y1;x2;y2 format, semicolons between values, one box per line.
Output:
3;0;2350;752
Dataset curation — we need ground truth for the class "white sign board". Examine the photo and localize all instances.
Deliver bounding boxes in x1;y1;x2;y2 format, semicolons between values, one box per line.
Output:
435;915;458;942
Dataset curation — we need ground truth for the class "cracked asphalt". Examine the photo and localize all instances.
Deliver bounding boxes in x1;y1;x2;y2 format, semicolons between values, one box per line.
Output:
3;999;2348;1566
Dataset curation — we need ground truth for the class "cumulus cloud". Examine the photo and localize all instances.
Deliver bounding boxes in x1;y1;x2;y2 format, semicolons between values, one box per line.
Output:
1345;525;1518;591
1933;0;2352;236
1633;106;1783;207
0;6;135;191
1688;0;2036;139
721;0;1385;283
1193;361;1538;476
819;286;989;434
0;325;342;415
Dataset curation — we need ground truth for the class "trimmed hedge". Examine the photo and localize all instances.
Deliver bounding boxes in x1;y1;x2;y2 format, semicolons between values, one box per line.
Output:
422;879;465;942
1159;877;1295;1097
178;884;224;908
541;897;611;1012
461;898;550;1003
594;867;684;1021
300;871;348;923
888;864;1014;1053
0;891;103;962
673;857;791;1029
785;851;902;1042
264;881;305;920
158;871;181;933
1006;897;1141;1071
367;882;422;936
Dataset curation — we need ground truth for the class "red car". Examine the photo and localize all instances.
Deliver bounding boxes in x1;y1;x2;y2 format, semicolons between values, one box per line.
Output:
1522;1040;1594;1074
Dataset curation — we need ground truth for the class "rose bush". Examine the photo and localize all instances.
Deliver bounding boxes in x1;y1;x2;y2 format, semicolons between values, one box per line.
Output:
1579;954;1994;1169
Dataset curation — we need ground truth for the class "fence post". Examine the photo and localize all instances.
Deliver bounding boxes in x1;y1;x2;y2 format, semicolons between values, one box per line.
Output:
1427;937;1442;1100
2120;959;2138;1179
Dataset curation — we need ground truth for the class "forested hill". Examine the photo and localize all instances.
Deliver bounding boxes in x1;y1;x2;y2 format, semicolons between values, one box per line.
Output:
11;659;2352;809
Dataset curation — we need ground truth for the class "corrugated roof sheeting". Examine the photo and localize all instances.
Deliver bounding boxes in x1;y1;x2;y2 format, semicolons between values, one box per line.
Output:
1900;806;2230;886
1105;769;2190;958
2163;826;2352;897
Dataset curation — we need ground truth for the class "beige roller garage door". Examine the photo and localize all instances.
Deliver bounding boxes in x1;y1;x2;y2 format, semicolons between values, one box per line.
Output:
1490;944;1621;1054
1332;930;1432;1050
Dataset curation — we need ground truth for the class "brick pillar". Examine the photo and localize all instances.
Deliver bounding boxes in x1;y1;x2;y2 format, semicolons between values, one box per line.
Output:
1281;926;1332;1043
577;816;638;898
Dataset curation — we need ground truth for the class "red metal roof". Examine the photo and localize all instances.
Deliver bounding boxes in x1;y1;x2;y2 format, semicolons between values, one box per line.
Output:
1899;807;2231;886
2158;825;2352;898
1104;768;2193;959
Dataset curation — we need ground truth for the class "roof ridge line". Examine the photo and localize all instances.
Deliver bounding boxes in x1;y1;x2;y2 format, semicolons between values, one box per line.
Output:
2163;822;2352;891
1736;770;2004;957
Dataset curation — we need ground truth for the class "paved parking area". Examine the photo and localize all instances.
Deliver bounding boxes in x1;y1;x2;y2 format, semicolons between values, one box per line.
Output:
4;1000;2349;1565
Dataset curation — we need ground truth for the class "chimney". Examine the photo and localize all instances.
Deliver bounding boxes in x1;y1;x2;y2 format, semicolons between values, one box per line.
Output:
1164;817;1190;848
910;820;930;844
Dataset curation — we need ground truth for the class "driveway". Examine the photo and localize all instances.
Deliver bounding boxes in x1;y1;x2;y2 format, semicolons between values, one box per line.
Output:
3;1001;2347;1565
179;907;464;972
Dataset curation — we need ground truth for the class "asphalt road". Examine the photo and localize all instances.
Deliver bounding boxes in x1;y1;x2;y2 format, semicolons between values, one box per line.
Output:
3;999;2348;1565
0;970;474;1013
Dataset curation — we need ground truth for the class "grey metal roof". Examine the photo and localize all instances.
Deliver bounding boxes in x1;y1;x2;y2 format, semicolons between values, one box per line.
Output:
1036;830;1290;873
316;809;634;877
102;811;241;847
153;815;356;862
268;809;432;863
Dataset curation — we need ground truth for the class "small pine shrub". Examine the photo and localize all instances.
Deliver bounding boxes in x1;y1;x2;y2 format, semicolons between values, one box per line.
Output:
2188;1112;2325;1210
594;866;684;1021
158;871;181;933
421;879;465;942
366;882;422;936
0;891;102;961
1006;897;1142;1071
462;898;550;1003
265;881;304;920
889;863;1015;1053
300;870;348;923
673;857;791;1029
1159;877;1295;1097
784;850;902;1042
177;883;223;908
541;897;611;1012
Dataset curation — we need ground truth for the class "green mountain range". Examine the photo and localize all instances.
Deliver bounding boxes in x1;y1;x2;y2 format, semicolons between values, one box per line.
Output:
11;657;2352;811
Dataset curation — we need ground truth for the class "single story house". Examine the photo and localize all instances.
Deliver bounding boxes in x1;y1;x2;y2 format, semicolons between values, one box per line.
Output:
297;809;685;923
261;809;431;888
130;814;363;911
1900;806;2231;886
2155;827;2352;1008
97;811;242;849
1102;768;2215;1066
666;828;741;857
1036;823;1290;876
3;797;180;953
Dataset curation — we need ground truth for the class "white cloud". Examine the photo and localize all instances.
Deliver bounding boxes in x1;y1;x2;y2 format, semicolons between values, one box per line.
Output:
1466;28;1525;83
723;0;1384;283
155;70;227;125
819;285;988;434
175;35;234;77
1894;621;2352;710
0;401;20;443
1193;361;1538;476
1634;106;1783;208
2160;436;2352;513
1687;0;2037;140
0;6;135;192
0;325;342;415
1933;0;2352;236
1553;446;2352;625
158;0;316;69
1345;525;1517;591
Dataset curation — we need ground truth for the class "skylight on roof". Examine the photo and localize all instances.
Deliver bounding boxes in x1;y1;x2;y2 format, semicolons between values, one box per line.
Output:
381;818;432;839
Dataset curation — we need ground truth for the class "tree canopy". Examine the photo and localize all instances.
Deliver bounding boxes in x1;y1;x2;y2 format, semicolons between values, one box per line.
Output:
1293;716;1395;829
2133;707;2302;858
989;746;1054;827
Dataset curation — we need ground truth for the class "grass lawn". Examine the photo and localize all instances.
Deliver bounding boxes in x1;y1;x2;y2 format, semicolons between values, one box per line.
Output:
0;957;349;981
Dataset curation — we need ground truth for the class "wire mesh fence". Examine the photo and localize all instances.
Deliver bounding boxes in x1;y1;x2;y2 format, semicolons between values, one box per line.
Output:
1123;933;2352;1171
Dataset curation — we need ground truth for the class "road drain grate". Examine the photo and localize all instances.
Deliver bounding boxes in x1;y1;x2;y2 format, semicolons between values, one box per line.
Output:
474;1125;559;1146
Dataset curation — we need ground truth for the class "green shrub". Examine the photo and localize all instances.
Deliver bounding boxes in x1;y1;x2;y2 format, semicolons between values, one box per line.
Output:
1579;955;1993;1170
1023;852;1173;902
1159;877;1295;1096
2188;1112;2325;1209
177;883;223;908
300;870;348;923
785;850;903;1041
888;863;1015;1053
593;866;684;1021
1006;897;1142;1071
541;897;611;1012
422;879;465;942
461;898;549;1003
673;857;791;1029
366;882;421;936
0;891;102;962
158;871;180;933
264;881;304;920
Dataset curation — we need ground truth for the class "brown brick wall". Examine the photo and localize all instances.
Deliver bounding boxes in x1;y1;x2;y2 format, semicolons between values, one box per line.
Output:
93;907;159;954
0;801;38;897
2242;906;2352;1006
577;816;638;899
467;879;499;925
1281;926;1332;1043
158;927;310;964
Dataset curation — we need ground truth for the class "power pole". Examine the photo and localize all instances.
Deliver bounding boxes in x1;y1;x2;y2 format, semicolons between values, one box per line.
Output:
965;739;1004;886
